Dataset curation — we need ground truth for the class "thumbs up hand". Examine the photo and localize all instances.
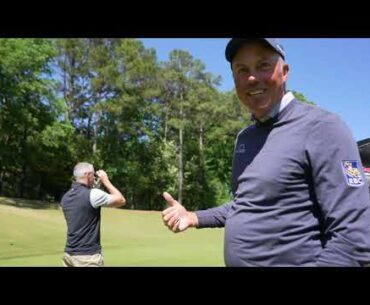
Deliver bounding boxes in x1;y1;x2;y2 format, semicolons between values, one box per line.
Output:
162;192;198;233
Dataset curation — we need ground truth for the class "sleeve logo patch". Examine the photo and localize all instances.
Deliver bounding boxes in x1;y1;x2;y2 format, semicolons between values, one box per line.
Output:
342;160;364;187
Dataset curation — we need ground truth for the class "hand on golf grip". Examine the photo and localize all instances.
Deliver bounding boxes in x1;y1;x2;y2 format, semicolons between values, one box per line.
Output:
162;192;191;233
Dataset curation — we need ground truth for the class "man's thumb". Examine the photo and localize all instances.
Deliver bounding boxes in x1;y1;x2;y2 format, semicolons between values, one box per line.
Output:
162;192;178;206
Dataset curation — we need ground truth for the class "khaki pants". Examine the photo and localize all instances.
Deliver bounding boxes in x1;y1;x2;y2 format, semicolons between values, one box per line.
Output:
62;252;104;267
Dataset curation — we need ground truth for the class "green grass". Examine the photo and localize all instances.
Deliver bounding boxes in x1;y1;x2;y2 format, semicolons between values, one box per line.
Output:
0;197;225;266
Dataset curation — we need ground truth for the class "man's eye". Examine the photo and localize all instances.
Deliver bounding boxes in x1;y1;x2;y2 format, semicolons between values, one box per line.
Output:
237;68;248;75
259;62;271;69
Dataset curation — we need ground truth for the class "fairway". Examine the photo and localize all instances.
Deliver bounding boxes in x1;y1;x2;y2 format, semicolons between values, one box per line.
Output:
0;197;225;266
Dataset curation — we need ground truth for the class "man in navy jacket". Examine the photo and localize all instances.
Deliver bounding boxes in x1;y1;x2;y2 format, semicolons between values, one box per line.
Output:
162;38;370;267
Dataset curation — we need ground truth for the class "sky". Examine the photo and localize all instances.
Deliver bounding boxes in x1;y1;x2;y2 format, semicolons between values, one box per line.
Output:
140;38;370;142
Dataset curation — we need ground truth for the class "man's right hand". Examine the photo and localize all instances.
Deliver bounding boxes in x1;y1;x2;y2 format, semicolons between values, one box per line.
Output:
96;170;126;207
96;170;109;184
162;192;198;233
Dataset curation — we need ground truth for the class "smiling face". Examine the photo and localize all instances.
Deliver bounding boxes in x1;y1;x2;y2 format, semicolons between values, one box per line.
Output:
231;41;289;120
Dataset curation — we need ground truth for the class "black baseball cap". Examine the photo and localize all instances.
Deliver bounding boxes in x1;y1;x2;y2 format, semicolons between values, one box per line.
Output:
225;38;286;63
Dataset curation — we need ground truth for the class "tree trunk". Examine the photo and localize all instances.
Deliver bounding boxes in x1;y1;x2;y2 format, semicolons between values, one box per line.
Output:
164;100;169;142
92;93;101;155
0;134;11;195
178;94;184;204
199;124;204;153
198;123;205;186
63;55;70;122
19;164;27;198
130;192;135;210
93;111;100;155
163;93;170;142
19;126;28;198
0;170;4;195
37;173;44;200
68;55;77;125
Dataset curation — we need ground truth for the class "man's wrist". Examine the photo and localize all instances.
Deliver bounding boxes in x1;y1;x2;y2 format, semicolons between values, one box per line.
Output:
188;212;199;228
101;179;111;186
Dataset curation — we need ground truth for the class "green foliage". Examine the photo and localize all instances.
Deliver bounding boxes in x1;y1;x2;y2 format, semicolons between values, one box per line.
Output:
291;90;315;105
0;38;316;210
0;38;60;198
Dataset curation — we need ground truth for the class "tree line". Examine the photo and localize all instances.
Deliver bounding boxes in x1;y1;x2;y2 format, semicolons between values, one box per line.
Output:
0;38;313;210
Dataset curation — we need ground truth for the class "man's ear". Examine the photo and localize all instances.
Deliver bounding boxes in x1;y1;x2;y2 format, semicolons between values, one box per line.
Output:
282;63;290;81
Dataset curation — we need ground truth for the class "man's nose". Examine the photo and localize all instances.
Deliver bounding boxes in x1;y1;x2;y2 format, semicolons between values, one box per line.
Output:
247;74;258;84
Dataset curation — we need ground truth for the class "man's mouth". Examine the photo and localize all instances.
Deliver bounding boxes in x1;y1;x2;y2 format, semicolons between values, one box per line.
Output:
248;89;266;96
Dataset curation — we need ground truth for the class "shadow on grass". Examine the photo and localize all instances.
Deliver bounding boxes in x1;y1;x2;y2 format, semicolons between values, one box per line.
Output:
0;197;60;210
